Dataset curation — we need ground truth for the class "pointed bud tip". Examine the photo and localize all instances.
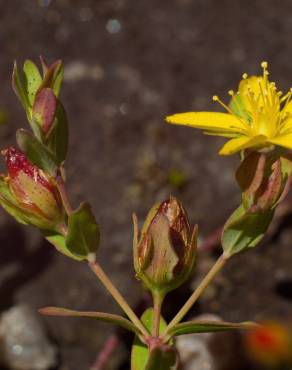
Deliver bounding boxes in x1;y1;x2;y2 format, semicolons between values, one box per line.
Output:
2;147;33;179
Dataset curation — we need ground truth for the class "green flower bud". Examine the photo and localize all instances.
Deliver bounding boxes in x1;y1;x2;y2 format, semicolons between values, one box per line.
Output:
0;147;65;231
133;197;197;295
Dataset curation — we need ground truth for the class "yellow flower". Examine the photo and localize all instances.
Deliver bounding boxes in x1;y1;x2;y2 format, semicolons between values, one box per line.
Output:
166;62;292;155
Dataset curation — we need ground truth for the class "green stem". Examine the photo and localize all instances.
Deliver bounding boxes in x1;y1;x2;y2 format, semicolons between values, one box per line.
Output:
163;253;229;337
152;293;164;337
89;261;149;338
56;174;73;215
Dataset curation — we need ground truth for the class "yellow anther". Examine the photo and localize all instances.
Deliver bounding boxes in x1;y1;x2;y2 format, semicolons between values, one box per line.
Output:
228;90;234;96
212;95;219;101
261;61;268;69
242;73;248;79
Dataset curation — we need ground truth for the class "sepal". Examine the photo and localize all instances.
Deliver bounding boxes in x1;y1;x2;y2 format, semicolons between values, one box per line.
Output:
221;203;274;256
16;129;58;176
65;202;100;261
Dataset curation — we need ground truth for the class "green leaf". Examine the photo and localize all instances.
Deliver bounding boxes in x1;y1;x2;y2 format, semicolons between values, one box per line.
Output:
222;203;274;256
65;202;100;260
51;61;64;97
131;308;176;370
12;62;30;114
23;60;42;106
40;59;64;97
47;101;69;164
168;320;257;337
44;231;83;261
16;129;58;176
29;118;43;141
39;306;139;334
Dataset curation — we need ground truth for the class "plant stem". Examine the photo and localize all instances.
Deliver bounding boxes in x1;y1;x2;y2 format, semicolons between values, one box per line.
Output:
89;261;149;338
54;178;148;337
152;293;164;337
56;174;73;215
163;253;229;337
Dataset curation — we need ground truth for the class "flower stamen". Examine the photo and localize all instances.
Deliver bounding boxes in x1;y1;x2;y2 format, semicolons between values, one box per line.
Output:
212;95;250;132
166;62;292;155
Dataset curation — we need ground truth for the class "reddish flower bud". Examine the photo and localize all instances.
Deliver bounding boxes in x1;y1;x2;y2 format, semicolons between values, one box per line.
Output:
133;197;197;295
236;152;289;212
0;147;64;230
32;88;57;135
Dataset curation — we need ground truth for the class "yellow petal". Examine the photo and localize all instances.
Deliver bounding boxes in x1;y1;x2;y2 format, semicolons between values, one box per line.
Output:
166;112;246;133
269;133;292;150
204;131;239;138
219;135;267;155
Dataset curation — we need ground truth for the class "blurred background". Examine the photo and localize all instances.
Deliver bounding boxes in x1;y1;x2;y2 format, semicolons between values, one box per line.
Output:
1;0;292;369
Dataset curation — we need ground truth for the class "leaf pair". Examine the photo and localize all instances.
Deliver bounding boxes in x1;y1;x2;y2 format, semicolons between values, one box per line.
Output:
131;309;255;370
40;305;256;370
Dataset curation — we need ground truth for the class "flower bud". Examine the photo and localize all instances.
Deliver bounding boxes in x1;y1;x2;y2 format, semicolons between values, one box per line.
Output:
32;87;57;136
133;197;197;295
236;151;288;212
0;147;64;231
